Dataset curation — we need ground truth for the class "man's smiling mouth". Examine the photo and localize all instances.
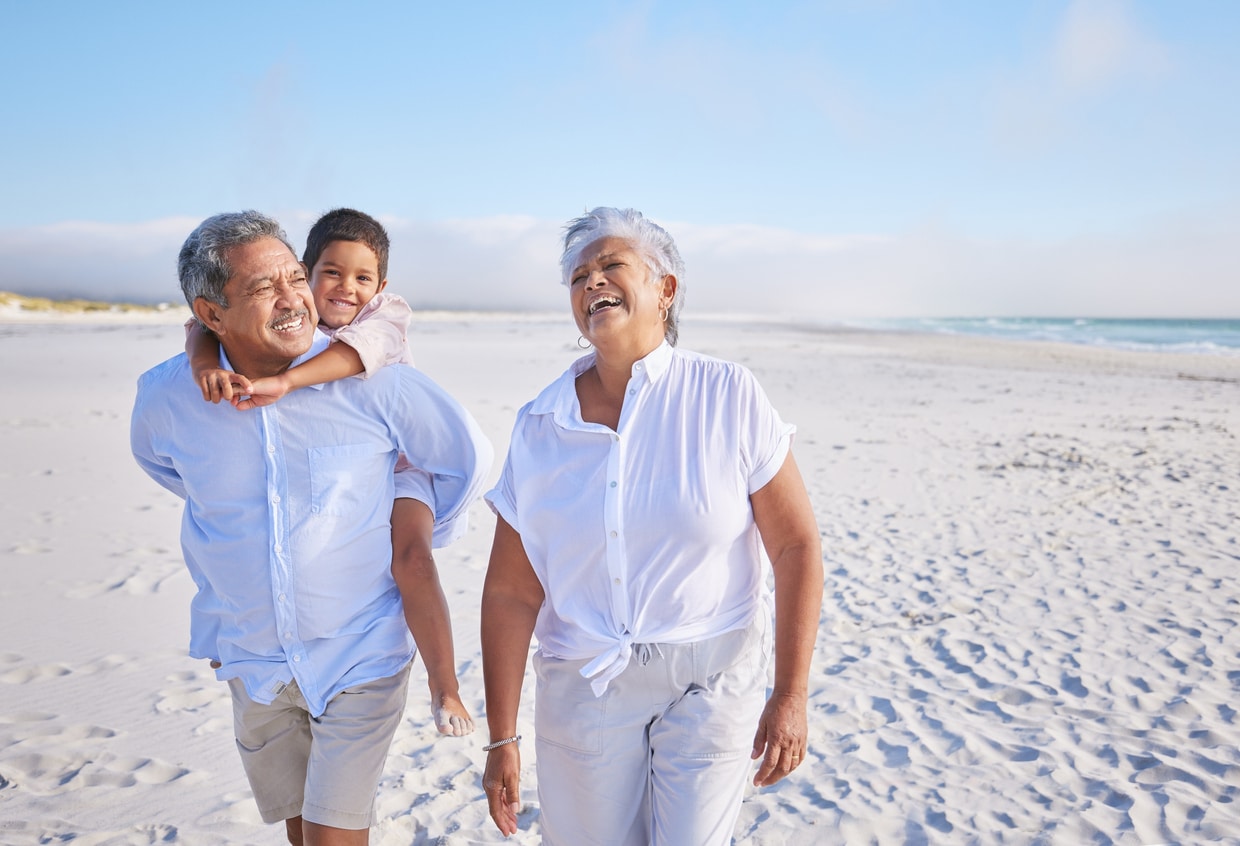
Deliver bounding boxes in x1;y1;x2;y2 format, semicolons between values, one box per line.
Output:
271;310;309;332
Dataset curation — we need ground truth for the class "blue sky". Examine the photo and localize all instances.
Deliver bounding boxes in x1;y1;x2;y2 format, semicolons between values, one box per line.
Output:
2;1;1237;317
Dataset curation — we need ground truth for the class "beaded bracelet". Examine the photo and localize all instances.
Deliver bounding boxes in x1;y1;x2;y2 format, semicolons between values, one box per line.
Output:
483;735;522;752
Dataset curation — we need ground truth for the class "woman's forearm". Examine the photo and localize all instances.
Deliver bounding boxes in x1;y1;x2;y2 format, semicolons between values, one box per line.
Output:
480;516;545;739
770;542;824;694
480;597;539;737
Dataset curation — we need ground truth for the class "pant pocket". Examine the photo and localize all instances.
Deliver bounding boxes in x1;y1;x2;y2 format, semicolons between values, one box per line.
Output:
534;653;608;755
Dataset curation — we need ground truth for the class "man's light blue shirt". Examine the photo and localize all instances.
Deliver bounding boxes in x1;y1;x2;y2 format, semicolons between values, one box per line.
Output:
130;335;492;716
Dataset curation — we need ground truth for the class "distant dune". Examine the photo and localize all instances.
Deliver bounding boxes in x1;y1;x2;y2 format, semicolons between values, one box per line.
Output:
0;291;190;323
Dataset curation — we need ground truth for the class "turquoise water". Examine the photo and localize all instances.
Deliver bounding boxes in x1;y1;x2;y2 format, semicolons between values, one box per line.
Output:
850;318;1240;356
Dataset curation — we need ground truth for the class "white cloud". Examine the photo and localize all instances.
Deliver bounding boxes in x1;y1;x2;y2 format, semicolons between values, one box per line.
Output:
0;209;1235;319
1053;0;1170;93
0;217;200;303
992;0;1172;152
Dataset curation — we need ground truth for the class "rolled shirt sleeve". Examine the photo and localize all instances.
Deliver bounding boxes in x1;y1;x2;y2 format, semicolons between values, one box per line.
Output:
329;292;415;377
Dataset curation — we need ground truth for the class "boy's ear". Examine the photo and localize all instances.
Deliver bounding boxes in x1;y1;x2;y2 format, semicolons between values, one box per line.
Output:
377;278;389;293
192;297;226;335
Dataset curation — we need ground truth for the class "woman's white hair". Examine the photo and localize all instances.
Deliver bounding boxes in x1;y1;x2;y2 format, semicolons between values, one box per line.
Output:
560;207;686;346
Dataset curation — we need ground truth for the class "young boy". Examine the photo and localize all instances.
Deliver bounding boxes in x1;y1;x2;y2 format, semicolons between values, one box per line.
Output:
186;208;475;737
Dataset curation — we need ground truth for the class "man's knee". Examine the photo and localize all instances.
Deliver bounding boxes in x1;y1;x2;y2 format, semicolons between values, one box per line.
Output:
285;816;304;846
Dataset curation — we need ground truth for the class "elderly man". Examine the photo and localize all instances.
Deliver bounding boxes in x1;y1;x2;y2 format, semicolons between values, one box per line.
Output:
130;211;491;845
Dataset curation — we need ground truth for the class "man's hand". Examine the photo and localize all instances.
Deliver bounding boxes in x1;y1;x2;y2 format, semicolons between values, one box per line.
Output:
751;690;808;787
196;368;252;404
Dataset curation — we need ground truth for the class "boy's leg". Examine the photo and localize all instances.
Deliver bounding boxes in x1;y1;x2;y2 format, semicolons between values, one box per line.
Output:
390;495;474;735
301;663;412;831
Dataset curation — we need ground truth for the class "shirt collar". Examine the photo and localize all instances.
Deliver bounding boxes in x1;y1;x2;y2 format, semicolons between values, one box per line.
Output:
530;341;674;423
640;340;673;383
218;331;330;392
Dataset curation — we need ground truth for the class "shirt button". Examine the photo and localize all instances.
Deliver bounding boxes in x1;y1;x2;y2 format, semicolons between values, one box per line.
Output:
628;388;636;396
267;444;276;454
635;363;644;370
283;631;292;639
609;531;618;538
274;544;282;553
278;593;286;602
292;655;301;663
614;578;621;585
272;495;281;504
609;481;617;488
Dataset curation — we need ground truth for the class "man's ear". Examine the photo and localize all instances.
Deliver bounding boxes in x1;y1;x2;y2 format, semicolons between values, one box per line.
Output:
192;297;226;335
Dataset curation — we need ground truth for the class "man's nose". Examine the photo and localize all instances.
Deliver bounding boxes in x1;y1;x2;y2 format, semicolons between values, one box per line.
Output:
272;279;304;305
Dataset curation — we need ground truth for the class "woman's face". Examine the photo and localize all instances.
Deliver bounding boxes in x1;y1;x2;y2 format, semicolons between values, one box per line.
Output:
568;237;675;353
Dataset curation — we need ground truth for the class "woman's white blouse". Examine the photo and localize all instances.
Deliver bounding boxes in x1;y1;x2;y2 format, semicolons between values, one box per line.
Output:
486;342;794;695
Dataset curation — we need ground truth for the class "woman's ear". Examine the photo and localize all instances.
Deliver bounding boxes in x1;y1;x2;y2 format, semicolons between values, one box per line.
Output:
660;274;678;309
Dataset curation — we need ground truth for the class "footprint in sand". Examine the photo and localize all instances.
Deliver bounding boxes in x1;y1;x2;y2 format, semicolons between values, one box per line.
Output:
190;715;231;737
196;790;267;826
0;663;72;684
0;654;134;685
154;681;226;714
5;721;117;743
1;751;191;794
8;539;53;555
65;558;185;599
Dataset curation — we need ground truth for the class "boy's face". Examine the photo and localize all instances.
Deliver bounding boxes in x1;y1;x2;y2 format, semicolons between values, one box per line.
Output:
310;240;388;329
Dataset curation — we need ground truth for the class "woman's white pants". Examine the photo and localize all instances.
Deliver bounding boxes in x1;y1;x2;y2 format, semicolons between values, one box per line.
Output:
533;613;771;846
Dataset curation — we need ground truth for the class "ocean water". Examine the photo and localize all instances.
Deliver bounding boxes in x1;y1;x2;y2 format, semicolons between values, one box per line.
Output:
850;318;1240;357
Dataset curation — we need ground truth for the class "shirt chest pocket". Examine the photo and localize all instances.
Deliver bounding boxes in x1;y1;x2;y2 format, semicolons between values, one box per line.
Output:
309;443;393;517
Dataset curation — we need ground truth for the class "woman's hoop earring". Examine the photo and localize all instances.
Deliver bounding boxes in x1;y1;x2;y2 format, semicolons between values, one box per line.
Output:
659;308;669;322
577;335;592;349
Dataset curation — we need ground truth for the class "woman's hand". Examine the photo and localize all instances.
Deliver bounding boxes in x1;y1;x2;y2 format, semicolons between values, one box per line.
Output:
751;690;808;786
483;742;522;835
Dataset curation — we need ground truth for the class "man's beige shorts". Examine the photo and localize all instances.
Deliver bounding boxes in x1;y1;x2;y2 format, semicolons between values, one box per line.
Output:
228;664;411;829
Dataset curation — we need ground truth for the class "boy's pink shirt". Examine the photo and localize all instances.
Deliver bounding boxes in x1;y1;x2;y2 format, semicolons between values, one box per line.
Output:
323;291;415;376
324;290;425;487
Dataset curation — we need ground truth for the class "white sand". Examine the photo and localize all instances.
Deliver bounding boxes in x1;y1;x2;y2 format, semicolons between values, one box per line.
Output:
0;314;1237;844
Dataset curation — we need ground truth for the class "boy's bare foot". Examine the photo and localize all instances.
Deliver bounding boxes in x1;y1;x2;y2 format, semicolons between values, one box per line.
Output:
432;692;476;736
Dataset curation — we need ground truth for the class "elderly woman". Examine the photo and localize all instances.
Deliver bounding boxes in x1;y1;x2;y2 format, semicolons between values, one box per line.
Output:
480;207;823;845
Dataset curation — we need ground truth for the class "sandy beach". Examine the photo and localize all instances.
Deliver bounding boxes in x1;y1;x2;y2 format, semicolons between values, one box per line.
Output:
0;313;1237;845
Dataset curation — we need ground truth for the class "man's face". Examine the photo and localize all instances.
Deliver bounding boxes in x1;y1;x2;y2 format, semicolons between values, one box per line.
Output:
199;236;318;376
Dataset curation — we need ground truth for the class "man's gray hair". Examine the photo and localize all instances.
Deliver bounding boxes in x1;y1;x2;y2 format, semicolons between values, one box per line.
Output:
178;211;296;310
560;207;687;346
